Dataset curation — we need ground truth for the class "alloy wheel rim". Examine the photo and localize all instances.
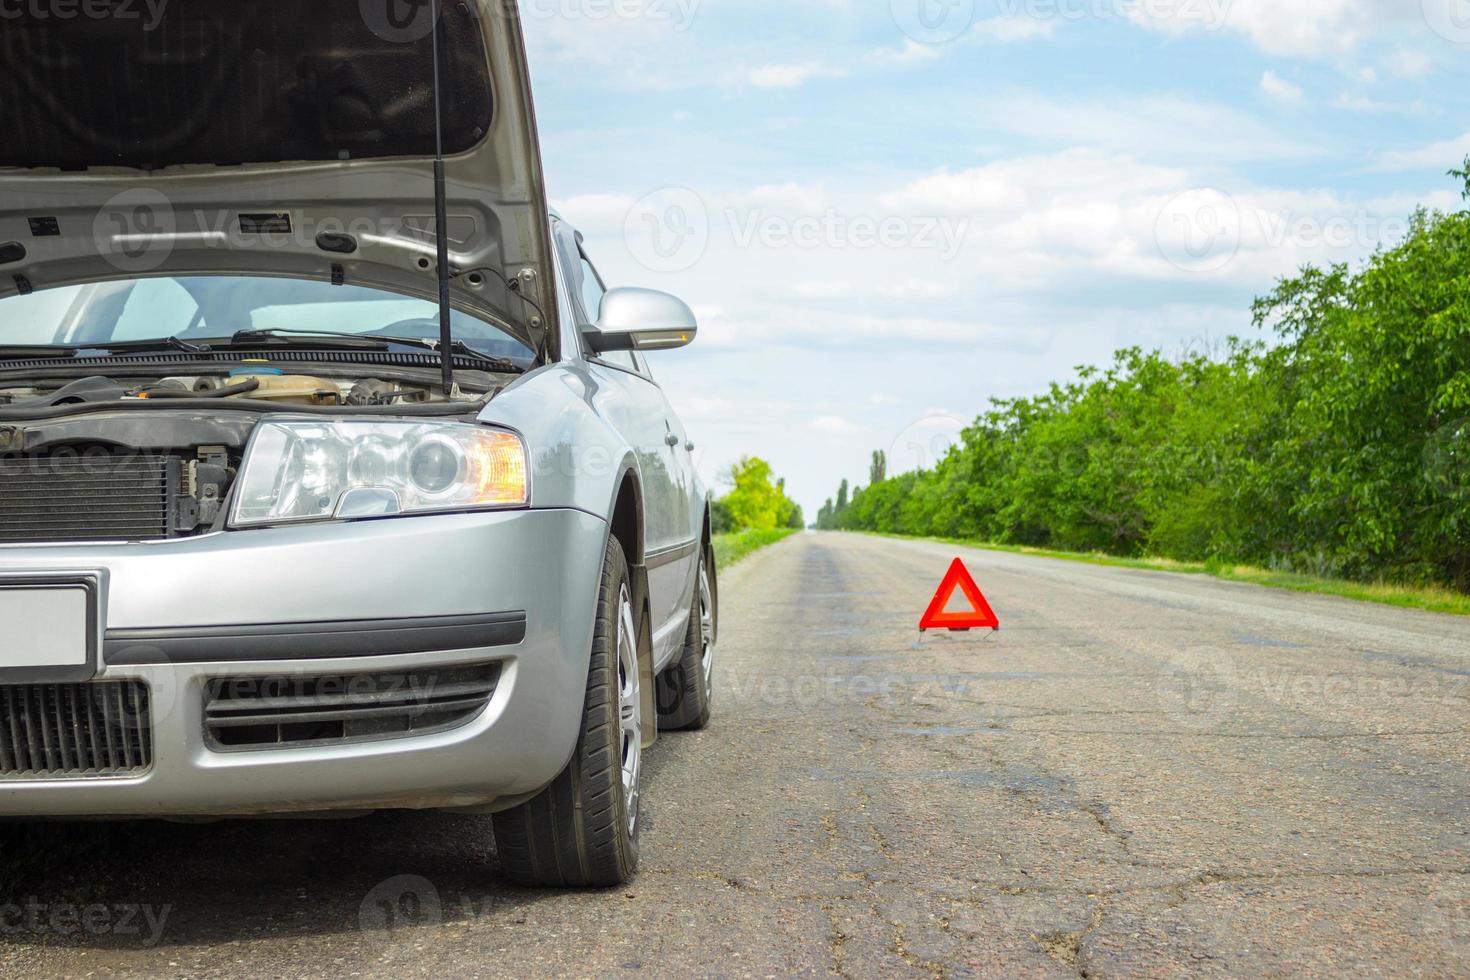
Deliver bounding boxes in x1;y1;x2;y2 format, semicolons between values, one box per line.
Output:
698;560;715;700
616;583;641;838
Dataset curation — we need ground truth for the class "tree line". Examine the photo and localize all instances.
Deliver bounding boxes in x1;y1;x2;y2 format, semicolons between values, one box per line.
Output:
711;456;805;534
817;163;1470;593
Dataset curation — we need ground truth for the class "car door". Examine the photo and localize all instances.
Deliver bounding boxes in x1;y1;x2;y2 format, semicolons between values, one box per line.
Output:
638;353;702;549
556;224;698;664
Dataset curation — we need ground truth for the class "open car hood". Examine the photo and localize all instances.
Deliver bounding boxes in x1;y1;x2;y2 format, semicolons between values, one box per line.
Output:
0;0;557;356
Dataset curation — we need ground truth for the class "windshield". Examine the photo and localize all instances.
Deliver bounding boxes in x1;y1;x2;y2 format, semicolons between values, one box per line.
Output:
0;276;537;368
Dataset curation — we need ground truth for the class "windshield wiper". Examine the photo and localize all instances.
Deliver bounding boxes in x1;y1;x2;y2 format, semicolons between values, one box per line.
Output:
228;329;524;374
0;336;206;359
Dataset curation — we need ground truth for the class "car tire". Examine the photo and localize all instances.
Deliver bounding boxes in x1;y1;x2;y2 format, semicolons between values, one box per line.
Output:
492;536;641;888
656;543;716;732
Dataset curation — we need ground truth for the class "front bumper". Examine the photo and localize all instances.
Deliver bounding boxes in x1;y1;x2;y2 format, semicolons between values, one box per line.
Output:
0;509;607;817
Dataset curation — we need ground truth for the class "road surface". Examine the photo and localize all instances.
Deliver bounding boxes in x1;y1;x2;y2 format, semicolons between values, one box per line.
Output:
1;532;1467;977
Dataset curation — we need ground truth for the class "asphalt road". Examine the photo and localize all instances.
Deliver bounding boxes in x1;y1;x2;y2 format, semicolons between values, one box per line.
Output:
2;531;1467;977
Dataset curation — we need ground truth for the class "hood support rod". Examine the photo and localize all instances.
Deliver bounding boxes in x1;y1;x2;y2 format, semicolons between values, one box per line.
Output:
430;0;455;396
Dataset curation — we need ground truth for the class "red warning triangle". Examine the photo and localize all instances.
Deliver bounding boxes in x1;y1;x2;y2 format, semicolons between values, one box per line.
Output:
920;559;1000;632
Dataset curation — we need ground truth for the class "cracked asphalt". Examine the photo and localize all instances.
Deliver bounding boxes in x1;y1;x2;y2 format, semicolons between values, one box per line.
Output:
1;531;1467;977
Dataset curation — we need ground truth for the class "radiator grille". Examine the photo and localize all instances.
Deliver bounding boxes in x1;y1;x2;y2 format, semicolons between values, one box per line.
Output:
0;682;152;778
0;454;173;543
205;665;501;750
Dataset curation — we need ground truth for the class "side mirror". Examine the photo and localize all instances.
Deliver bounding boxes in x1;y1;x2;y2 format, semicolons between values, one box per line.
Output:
584;287;698;353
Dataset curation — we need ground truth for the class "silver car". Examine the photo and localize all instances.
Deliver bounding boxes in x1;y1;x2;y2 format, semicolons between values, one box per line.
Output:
0;1;716;887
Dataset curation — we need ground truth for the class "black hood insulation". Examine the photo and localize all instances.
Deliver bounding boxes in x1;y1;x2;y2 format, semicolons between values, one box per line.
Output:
0;0;494;170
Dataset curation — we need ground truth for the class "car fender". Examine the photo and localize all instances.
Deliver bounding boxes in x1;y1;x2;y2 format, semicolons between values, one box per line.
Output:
476;363;644;523
476;362;658;749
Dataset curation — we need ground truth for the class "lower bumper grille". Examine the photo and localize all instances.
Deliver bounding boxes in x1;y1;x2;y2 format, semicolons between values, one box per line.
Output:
204;664;502;749
0;682;152;779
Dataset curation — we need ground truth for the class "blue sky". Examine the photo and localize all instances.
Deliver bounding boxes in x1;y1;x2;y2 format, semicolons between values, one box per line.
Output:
519;0;1470;519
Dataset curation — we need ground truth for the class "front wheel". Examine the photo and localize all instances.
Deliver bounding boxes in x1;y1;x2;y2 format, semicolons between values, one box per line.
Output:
657;543;716;731
492;536;641;887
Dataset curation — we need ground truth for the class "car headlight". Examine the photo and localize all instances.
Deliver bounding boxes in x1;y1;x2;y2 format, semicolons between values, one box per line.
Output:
231;420;528;527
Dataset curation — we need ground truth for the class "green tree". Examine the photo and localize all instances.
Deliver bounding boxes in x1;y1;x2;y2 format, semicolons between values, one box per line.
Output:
723;457;782;530
709;497;735;535
719;457;804;533
870;450;887;486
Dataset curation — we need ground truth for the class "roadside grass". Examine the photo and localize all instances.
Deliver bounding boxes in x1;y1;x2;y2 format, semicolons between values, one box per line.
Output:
859;531;1470;618
713;528;799;570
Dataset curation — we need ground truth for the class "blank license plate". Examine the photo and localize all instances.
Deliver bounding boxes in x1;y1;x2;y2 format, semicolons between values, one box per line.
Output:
0;586;91;669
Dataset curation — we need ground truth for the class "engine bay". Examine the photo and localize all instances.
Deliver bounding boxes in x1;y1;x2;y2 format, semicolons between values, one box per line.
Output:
0;372;451;411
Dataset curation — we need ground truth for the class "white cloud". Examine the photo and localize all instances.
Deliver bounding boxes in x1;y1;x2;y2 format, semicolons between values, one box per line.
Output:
876;147;1432;291
1126;0;1421;59
880;167;1018;212
741;182;830;213
551;193;637;230
1376;132;1470;171
811;416;860;433
679;396;736;420
973;15;1057;42
746;63;844;89
883;150;1187;216
1384;47;1433;80
691;304;1052;352
880;280;957;300
869;39;942;67
1260;70;1304;103
1335;93;1431;116
791;281;854;299
967;93;1317;164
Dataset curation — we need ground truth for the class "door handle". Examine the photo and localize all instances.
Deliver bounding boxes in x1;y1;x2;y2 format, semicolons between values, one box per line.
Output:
665;432;680;447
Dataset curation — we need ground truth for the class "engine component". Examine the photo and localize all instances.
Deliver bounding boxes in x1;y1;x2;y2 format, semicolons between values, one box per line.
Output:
178;446;233;532
227;373;340;406
27;376;129;406
346;378;424;407
0;452;177;543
